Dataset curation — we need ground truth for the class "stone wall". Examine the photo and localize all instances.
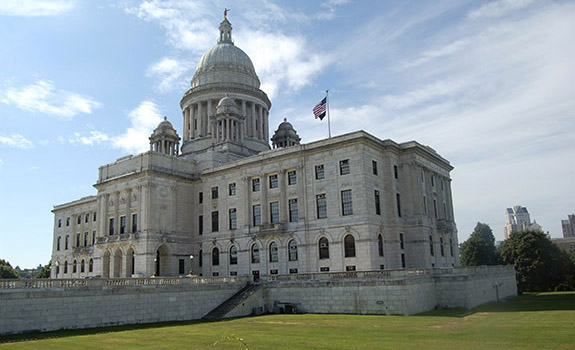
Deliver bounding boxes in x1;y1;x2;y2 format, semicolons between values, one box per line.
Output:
0;276;249;335
0;266;516;335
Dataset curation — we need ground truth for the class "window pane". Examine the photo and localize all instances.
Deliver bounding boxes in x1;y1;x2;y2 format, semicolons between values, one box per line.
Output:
339;159;350;175
252;178;260;191
341;189;353;216
375;190;381;215
288;171;297;185
211;211;219;232
269;242;278;262
344;235;356;258
230;246;238;265
269;174;278;188
319;237;329;259
229;208;237;230
315;164;324;180
378;234;384;257
251;244;260;264
316;194;327;219
229;183;236;196
212;248;219;266
289;198;298;222
253;205;261;226
289;240;298;261
211;186;218;199
270;202;280;223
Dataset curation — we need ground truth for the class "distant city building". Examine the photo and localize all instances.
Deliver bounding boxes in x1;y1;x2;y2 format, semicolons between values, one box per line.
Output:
504;205;541;239
561;214;575;238
551;237;575;254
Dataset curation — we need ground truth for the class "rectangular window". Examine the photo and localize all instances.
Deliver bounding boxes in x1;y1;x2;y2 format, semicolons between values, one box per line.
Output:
288;170;297;185
198;215;203;235
132;213;138;233
199;192;203;203
316;194;327;219
289;268;298;274
315;164;325;180
58;219;62;228
84;232;88;247
211;211;219;232
339;159;350;175
66;217;70;226
92;231;96;245
85;214;89;223
346;265;356;272
270;202;280;223
120;216;126;234
394;165;399;179
320;267;330;272
65;235;69;250
431;175;435;187
179;259;185;275
76;233;80;247
109;218;115;235
401;254;406;268
230;271;237;276
400;233;404;250
270;269;279;275
57;237;61;251
77;215;81;225
375;190;381;215
433;199;438;218
229;208;237;230
443;202;448;220
289;198;298;222
423;196;428;215
94;212;97;222
441;179;445;191
253;204;261;226
341;190;353;216
269;174;278;189
372;160;378;175
228;183;236;196
211;186;218;199
396;193;402;217
252;178;260;192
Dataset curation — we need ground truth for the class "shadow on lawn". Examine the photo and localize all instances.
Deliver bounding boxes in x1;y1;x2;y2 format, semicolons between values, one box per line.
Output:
416;292;575;317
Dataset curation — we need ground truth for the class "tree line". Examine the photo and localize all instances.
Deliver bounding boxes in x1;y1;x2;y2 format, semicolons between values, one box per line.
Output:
460;223;575;292
0;259;50;279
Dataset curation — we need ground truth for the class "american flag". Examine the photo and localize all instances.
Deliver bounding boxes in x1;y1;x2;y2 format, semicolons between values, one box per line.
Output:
313;97;327;120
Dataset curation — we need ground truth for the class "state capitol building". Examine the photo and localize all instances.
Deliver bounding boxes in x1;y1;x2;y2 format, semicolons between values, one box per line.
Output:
50;16;459;279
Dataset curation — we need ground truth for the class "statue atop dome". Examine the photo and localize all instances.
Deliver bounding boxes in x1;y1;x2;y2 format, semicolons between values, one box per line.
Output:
224;8;230;19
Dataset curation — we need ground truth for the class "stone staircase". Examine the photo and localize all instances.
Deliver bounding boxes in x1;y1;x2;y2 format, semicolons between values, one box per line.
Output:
202;282;261;320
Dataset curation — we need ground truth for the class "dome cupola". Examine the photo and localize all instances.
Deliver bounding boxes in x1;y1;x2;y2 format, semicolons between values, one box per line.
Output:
150;117;181;156
271;118;301;149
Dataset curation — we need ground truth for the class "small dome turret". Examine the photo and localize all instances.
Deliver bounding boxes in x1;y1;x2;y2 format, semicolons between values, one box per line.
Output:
216;96;239;115
150;117;181;156
271;118;301;149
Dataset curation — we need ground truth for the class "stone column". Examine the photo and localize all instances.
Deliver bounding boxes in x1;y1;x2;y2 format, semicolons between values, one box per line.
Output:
264;109;269;142
279;170;287;222
251;103;257;139
261;174;268;223
243;176;251;227
198;102;203;137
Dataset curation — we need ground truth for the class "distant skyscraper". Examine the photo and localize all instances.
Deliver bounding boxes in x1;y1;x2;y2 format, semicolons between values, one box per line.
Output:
504;205;541;239
562;214;575;238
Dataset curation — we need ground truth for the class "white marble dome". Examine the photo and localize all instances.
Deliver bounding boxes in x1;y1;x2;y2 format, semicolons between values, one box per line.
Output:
190;19;260;89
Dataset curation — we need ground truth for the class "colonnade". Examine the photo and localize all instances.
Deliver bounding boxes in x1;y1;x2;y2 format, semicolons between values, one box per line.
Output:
182;98;269;143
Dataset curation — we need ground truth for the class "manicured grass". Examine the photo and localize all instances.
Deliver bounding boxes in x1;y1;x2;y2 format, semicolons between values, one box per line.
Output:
1;292;574;349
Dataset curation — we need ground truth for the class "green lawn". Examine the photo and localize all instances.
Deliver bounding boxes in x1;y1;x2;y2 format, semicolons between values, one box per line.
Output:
1;292;574;349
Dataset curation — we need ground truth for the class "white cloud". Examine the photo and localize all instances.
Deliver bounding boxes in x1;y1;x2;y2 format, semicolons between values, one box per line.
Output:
112;101;163;154
0;0;73;16
468;0;535;20
68;131;111;146
125;0;213;52
0;80;101;118
0;134;34;149
238;31;330;99
316;0;350;20
146;57;191;93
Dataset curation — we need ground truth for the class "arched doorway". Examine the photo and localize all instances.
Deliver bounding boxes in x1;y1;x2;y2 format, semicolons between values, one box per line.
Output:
155;245;170;276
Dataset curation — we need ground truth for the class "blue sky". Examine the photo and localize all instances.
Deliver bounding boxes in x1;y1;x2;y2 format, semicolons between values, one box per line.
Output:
0;0;573;268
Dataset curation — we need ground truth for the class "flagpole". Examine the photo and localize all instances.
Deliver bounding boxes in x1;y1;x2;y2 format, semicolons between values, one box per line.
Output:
326;89;331;138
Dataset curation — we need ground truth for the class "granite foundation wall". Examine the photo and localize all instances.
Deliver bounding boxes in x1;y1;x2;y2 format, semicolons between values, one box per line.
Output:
0;276;249;335
0;266;517;335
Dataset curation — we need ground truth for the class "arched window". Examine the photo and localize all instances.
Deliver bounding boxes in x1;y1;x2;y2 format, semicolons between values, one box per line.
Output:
269;242;278;262
378;234;384;257
89;259;93;273
288;240;298;261
199;250;203;267
81;259;85;273
64;261;68;274
212;247;220;266
319;237;329;259
73;260;77;273
344;235;356;258
251;243;260;264
229;246;238;265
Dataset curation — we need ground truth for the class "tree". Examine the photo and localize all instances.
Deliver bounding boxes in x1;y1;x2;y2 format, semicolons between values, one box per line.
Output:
0;259;19;279
36;262;51;279
497;230;565;293
460;222;498;266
